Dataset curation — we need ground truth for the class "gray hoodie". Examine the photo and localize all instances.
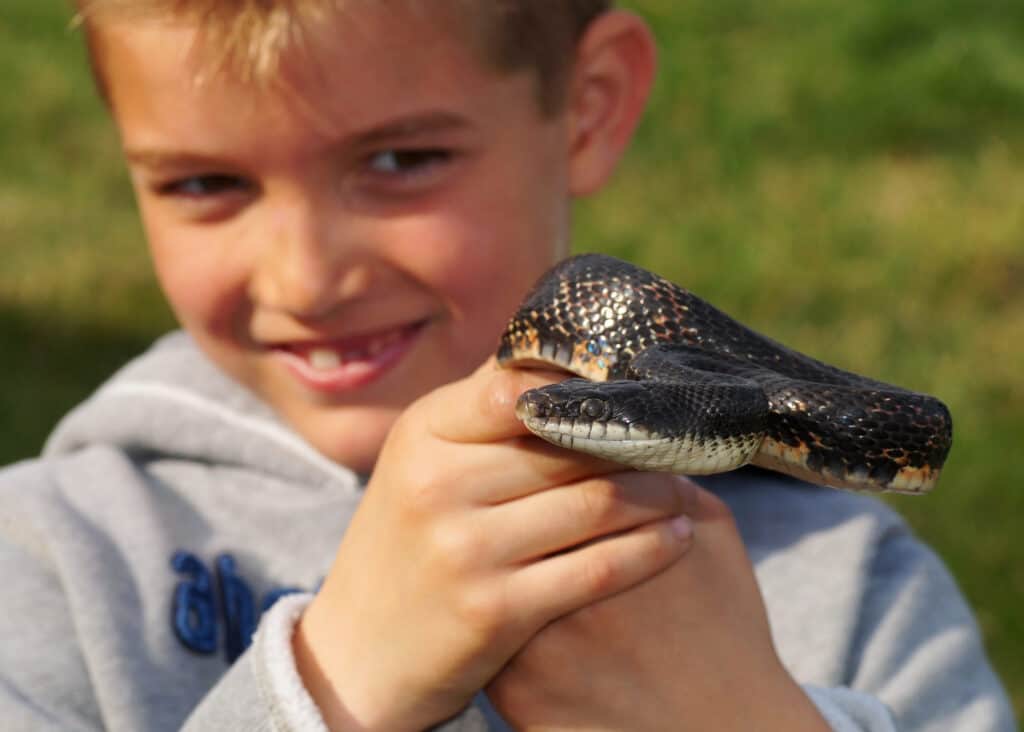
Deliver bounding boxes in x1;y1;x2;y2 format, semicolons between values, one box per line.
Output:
0;332;1014;731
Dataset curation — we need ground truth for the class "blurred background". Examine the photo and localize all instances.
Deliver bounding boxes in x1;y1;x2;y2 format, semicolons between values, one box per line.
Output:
1;0;1021;716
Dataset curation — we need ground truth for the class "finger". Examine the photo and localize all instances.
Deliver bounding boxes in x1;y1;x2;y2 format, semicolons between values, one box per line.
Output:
673;475;703;519
679;478;732;524
486;472;692;563
508;515;694;626
440;436;622;505
425;361;571;444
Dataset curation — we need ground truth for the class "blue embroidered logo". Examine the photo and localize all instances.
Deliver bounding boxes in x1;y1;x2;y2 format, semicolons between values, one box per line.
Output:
170;551;305;663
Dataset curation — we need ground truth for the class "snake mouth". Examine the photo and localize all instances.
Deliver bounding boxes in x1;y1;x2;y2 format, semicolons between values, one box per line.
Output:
518;410;652;446
515;385;762;474
517;406;759;474
517;399;684;471
515;379;654;439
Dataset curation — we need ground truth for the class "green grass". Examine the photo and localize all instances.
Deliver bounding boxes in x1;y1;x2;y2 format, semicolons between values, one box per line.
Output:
2;0;1022;717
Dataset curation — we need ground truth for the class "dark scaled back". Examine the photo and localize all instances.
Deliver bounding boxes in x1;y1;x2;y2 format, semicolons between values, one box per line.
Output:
498;253;707;379
502;254;893;385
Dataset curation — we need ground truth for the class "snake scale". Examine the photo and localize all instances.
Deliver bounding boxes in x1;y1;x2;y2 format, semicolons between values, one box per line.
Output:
497;254;953;494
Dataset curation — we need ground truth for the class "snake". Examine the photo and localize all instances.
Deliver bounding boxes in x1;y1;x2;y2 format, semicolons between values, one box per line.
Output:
497;254;953;494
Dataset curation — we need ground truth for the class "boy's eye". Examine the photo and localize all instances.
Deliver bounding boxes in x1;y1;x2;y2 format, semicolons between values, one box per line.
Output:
145;173;257;223
356;148;459;203
156;174;251;198
367;149;452;175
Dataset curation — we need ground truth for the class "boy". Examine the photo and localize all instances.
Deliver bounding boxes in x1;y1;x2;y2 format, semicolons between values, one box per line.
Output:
0;1;1012;730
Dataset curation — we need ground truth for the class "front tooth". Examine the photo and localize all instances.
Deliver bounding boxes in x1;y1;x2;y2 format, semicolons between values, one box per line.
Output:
308;348;342;370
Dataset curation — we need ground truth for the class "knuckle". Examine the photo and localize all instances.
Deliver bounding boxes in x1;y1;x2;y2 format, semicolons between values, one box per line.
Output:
485;368;556;420
578;552;620;596
623;523;682;576
403;391;437;436
697;485;735;524
622;471;685;513
575;479;623;526
430;523;490;576
455;581;508;639
521;438;603;486
674;476;701;516
650;523;685;562
482;370;525;420
402;473;446;516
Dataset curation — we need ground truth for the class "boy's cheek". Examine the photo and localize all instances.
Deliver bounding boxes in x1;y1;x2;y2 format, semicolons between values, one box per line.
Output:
417;221;559;304
144;227;251;344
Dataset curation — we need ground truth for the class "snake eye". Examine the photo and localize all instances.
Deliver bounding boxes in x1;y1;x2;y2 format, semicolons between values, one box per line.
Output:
581;397;610;420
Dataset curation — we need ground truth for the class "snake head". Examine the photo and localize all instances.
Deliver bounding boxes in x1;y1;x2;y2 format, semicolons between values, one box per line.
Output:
516;379;645;434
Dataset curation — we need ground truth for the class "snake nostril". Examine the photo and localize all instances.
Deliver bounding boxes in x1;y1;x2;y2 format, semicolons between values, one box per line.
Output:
517;391;552;420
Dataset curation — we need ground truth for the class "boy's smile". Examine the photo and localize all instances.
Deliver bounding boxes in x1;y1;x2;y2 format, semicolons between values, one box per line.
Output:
96;6;578;472
270;319;430;395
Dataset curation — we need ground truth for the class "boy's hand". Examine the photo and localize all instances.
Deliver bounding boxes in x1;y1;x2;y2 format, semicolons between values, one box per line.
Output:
293;360;697;731
487;482;831;732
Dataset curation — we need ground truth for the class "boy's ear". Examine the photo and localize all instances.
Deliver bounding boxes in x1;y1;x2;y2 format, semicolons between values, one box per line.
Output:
565;11;656;196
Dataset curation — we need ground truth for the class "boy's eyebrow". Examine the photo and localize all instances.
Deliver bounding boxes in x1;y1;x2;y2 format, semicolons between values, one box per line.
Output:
124;150;229;171
349;111;472;146
124;112;472;170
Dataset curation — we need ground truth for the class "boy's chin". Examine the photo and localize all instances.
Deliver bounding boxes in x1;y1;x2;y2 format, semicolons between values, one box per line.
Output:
290;406;399;475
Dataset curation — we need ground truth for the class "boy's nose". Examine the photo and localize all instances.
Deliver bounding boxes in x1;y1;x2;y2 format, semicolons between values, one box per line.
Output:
249;204;371;320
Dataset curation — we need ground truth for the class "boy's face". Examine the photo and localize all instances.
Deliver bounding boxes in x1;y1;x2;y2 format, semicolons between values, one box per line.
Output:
98;6;573;472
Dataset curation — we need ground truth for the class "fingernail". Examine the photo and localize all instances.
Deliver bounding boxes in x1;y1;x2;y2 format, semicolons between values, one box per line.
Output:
670;515;694;541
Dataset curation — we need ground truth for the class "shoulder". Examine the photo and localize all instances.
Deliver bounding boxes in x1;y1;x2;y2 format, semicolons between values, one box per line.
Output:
701;467;910;566
0;457;58;552
702;468;933;682
707;469;1016;732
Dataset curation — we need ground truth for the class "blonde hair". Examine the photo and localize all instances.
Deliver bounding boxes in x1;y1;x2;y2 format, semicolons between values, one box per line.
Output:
73;0;612;115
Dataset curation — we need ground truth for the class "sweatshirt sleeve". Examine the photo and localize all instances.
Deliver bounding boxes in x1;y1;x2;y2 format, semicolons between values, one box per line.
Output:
802;685;898;731
0;520;103;732
181;594;491;731
185;528;1017;732
180;594;316;731
813;524;1015;732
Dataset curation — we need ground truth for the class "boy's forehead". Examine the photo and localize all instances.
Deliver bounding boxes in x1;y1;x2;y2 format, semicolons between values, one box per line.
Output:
89;1;486;90
92;2;510;130
96;5;543;152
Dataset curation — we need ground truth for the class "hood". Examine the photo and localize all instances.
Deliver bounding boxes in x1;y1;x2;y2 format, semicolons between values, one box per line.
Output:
43;331;361;494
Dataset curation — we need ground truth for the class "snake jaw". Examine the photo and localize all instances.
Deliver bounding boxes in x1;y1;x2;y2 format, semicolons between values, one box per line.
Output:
515;380;765;475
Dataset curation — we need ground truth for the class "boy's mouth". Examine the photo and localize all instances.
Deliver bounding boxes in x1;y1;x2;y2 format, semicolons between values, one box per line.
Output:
271;319;428;393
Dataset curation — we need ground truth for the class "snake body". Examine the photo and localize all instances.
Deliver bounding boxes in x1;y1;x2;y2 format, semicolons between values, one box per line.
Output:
497;254;953;494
